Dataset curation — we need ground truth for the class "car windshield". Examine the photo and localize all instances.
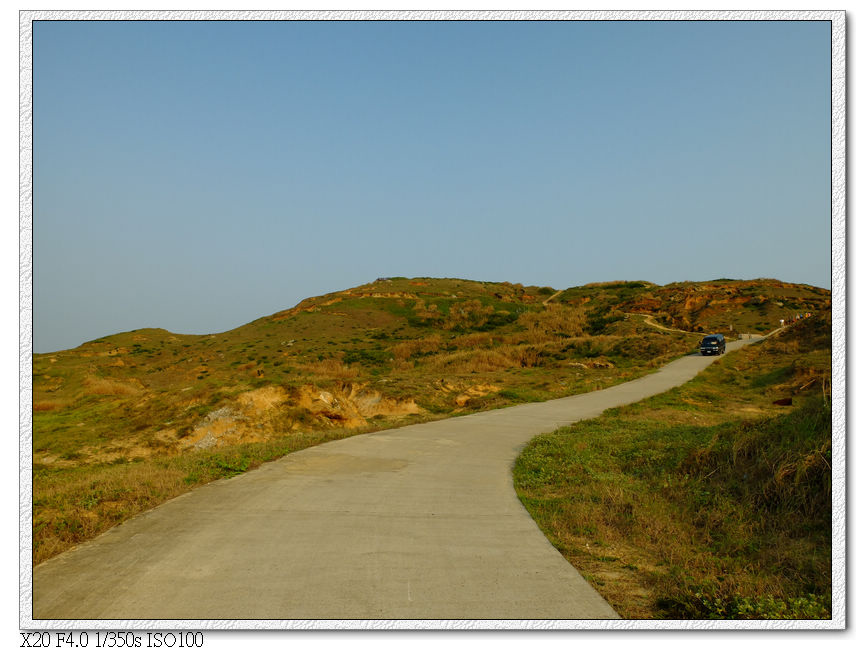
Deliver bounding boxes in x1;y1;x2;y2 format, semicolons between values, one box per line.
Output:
702;338;719;345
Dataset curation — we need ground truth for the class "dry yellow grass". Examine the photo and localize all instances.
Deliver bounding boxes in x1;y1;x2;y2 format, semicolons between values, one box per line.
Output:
450;332;496;350
423;342;566;373
502;345;545;368
83;376;143;396
33;399;68;412
427;348;514;373
412;300;443;322
302;359;360;379
392;334;443;361
443;299;495;330
34;460;190;565
517;304;587;338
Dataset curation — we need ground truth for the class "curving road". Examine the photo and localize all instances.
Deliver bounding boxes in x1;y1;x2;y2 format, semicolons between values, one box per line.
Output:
31;338;761;623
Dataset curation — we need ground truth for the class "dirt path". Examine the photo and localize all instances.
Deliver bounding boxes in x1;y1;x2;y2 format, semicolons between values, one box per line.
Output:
626;313;779;341
542;289;564;305
625;312;695;334
30;338;763;624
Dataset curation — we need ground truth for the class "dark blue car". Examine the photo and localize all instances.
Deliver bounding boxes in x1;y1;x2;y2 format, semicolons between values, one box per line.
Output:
699;334;726;356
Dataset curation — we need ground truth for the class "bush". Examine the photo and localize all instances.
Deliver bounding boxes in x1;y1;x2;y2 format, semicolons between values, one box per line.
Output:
660;581;830;619
517;305;586;338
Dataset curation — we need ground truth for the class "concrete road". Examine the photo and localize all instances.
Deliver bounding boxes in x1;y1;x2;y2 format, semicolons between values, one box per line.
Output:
32;339;759;622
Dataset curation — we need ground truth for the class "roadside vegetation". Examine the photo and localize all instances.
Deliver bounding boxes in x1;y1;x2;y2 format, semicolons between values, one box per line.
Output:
514;313;832;619
32;276;829;565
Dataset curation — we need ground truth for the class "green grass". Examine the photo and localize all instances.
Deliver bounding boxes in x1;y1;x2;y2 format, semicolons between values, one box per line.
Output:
513;314;832;619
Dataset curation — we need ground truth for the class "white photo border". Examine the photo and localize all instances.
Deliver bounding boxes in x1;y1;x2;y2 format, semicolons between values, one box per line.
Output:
19;8;847;631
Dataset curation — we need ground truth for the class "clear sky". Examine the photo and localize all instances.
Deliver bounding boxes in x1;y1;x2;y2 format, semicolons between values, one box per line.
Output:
32;19;832;353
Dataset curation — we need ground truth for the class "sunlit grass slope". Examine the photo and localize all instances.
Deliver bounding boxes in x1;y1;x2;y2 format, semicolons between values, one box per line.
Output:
32;276;829;565
514;313;832;619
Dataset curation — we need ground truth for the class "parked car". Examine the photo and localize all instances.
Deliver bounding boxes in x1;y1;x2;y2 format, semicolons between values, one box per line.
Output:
699;334;726;355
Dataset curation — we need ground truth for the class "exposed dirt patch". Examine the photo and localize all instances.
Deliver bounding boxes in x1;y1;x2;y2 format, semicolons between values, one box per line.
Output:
433;379;501;406
178;402;272;451
183;414;263;451
164;384;424;453
295;383;422;428
236;386;287;412
454;384;501;406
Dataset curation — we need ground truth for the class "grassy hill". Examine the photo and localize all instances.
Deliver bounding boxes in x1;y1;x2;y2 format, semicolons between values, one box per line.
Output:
32;276;830;564
514;312;832;619
558;278;829;335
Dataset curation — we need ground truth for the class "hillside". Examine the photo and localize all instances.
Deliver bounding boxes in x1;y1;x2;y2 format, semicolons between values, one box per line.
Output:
33;277;829;466
32;276;829;563
558;278;829;335
515;311;832;618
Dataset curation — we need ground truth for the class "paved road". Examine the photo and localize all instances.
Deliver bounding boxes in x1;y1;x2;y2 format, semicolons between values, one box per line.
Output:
31;338;760;623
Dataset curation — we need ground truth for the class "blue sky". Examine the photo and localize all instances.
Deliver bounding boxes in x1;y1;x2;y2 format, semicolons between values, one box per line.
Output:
32;19;832;352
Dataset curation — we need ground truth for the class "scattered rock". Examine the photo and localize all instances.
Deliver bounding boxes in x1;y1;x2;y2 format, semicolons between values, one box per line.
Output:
203;406;236;423
295;383;423;428
454;384;501;406
236;386;287;412
586;359;615;369
194;432;217;450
